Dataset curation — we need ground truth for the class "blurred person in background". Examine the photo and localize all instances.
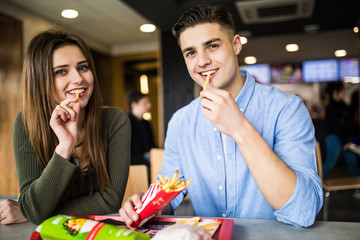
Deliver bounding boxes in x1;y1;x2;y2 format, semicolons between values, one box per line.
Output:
322;81;359;179
128;92;156;183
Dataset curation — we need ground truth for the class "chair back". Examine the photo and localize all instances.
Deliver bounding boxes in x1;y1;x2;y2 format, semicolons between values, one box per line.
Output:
316;140;360;192
316;141;324;181
122;165;149;205
150;148;164;183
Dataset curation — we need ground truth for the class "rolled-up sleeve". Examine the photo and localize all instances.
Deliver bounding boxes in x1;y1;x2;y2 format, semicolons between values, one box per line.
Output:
271;96;323;227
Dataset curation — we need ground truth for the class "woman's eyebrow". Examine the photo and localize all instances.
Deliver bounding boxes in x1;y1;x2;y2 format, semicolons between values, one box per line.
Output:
52;60;87;70
52;64;69;70
77;60;88;65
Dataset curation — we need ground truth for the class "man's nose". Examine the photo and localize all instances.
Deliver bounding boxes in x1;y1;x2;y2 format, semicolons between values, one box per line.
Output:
197;51;211;67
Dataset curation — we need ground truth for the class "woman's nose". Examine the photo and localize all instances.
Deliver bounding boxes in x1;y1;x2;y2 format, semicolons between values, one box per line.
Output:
70;69;83;83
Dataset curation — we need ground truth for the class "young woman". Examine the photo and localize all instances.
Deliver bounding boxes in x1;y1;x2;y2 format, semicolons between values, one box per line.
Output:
0;29;130;225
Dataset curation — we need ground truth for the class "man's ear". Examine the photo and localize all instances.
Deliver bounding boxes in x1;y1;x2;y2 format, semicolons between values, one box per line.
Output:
233;34;242;55
130;102;137;110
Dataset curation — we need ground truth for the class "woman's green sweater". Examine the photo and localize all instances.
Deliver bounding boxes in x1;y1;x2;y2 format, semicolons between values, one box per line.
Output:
12;107;130;224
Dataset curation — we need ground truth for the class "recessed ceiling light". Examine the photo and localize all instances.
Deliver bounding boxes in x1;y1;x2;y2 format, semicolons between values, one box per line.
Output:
140;24;156;33
285;44;299;52
303;24;319;34
335;49;347;57
244;56;257;64
61;9;79;19
238;30;252;37
354;26;359;33
240;36;248;45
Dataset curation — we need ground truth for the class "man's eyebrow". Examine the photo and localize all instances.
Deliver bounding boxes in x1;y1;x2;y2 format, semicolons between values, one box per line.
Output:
203;38;221;46
182;46;194;54
181;38;221;54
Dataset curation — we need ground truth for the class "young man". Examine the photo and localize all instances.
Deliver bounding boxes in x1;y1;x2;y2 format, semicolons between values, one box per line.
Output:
120;3;323;227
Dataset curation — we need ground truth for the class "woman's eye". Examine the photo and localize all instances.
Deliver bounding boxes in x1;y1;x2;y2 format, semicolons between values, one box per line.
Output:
78;65;89;71
54;69;66;75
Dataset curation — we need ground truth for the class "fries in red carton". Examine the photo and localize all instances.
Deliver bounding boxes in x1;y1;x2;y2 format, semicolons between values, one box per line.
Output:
131;171;191;228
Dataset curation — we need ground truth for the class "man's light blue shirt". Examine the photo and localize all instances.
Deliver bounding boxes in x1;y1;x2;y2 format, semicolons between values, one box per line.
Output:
159;70;323;227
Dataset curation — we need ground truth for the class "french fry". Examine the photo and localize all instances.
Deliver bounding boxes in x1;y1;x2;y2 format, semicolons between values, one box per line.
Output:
175;217;222;236
176;217;200;226
154;170;191;193
131;171;192;228
199;221;222;229
203;74;211;90
76;92;80;102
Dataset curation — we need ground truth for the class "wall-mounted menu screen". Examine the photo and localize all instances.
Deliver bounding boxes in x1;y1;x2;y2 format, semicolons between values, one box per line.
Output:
340;58;359;79
240;64;271;84
271;63;302;83
302;59;339;82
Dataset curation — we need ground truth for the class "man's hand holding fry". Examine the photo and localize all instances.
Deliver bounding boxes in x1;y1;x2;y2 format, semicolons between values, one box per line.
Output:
119;192;144;227
120;171;191;229
200;88;246;141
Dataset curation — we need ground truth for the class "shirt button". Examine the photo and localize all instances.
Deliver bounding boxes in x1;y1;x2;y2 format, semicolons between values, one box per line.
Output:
218;185;223;190
240;108;243;112
222;213;226;218
213;127;217;132
217;155;221;160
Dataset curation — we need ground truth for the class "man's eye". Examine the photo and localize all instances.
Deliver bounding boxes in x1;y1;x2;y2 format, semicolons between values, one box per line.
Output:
54;69;66;75
185;51;195;57
209;44;218;49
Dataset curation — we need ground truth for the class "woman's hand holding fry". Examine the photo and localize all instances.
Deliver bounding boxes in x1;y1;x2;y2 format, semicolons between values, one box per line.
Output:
50;98;81;159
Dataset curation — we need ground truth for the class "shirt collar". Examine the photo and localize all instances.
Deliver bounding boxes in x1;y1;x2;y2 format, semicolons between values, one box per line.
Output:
234;69;256;113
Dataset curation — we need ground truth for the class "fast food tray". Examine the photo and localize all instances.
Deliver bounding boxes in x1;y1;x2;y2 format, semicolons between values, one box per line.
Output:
30;215;233;239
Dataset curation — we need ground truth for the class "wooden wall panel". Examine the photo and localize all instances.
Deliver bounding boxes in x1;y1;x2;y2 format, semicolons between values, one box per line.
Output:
0;13;22;197
91;50;113;107
161;31;194;132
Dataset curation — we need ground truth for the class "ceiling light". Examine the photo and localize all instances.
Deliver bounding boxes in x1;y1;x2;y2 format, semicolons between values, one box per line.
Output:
61;9;78;19
140;24;156;33
303;24;319;34
286;44;299;52
335;50;347;57
238;30;252;37
140;74;149;94
143;112;152;121
354;26;359;33
244;56;257;65
240;36;248;45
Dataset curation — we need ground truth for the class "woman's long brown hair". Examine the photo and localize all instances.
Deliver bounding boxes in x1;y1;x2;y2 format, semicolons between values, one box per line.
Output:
21;29;109;191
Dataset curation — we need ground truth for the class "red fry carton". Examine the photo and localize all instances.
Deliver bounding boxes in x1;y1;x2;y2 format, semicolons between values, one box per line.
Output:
130;184;183;229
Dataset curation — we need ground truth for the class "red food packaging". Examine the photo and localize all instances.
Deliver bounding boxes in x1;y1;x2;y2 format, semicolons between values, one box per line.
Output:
130;184;184;229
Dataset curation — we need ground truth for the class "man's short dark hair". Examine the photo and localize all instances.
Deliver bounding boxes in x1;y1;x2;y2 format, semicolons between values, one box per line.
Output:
172;3;236;42
326;81;345;96
128;91;147;109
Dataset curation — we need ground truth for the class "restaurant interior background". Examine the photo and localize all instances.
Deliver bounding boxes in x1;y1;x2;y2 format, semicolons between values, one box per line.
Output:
0;0;359;221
